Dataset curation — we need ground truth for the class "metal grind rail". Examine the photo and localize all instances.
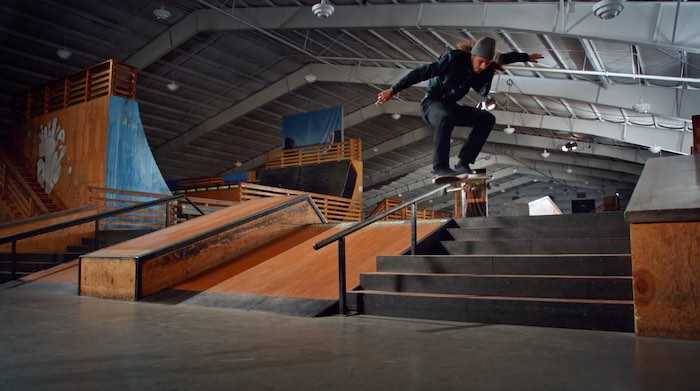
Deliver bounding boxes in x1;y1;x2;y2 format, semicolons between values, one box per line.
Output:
313;184;452;315
0;194;205;280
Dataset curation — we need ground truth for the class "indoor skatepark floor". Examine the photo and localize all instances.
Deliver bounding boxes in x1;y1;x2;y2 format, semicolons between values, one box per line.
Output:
2;281;700;390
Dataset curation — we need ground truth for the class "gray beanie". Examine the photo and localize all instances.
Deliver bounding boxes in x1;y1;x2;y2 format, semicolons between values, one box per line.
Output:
472;37;496;61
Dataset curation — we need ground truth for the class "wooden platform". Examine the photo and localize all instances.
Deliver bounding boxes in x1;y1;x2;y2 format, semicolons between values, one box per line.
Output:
172;221;444;300
80;195;325;300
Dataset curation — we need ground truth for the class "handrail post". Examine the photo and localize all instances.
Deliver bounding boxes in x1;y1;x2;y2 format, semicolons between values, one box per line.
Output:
11;240;17;280
411;203;417;255
93;219;100;251
338;237;347;316
165;200;171;227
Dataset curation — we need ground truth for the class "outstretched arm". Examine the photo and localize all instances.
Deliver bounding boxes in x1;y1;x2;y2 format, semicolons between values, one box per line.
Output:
376;52;452;105
478;52;544;97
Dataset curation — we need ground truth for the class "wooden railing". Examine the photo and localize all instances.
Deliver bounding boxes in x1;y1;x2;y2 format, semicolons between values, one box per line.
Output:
0;155;49;221
89;187;169;230
174;196;236;224
89;187;236;229
175;182;362;222
265;138;362;169
369;198;451;221
239;183;361;222
21;59;138;119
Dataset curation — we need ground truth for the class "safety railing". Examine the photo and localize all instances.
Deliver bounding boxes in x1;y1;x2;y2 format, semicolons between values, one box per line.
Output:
313;184;452;315
20;59;138;119
0;155;49;220
175;182;362;222
265;138;362;169
0;193;204;281
239;183;361;222
368;198;451;221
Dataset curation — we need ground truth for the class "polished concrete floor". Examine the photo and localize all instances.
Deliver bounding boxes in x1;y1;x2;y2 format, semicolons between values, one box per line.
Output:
2;282;700;391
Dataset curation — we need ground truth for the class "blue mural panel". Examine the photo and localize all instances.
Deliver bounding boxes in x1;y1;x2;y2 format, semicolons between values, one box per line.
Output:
281;106;343;149
105;96;170;195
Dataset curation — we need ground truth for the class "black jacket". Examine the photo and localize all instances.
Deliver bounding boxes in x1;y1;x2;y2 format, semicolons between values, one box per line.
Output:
390;50;529;104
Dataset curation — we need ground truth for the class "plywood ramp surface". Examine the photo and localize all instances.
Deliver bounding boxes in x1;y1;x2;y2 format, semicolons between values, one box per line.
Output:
88;196;298;258
175;221;443;300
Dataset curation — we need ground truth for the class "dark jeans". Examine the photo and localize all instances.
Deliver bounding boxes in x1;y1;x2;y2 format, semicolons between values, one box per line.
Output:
421;99;496;170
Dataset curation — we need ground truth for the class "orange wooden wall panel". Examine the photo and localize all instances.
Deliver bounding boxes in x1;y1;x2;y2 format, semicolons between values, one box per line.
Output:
630;222;700;339
17;96;110;208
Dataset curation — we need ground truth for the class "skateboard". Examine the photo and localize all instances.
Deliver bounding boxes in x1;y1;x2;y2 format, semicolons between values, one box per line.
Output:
432;169;487;184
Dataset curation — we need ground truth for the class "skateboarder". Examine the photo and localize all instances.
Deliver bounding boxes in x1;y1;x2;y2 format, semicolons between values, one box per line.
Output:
376;37;543;180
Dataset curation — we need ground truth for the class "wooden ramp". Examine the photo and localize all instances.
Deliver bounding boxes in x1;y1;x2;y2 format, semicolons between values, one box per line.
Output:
148;220;444;316
80;195;325;300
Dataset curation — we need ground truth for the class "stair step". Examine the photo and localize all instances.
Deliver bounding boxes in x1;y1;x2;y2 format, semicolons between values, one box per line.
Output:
447;228;629;241
377;255;632;276
454;216;627;230
348;290;634;332
360;272;632;300
441;238;630;255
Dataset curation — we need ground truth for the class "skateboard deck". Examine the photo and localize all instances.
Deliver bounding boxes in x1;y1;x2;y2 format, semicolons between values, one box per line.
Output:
432;169;487;184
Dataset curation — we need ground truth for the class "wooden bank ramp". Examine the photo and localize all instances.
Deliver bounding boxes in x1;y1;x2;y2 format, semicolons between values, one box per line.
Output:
146;220;443;316
79;195;326;300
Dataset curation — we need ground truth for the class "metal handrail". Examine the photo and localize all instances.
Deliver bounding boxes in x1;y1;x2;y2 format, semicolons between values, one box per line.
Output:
313;184;452;315
0;193;204;280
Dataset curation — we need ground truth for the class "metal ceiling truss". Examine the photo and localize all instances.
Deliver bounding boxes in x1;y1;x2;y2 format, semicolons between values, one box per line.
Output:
364;154;635;206
125;2;700;70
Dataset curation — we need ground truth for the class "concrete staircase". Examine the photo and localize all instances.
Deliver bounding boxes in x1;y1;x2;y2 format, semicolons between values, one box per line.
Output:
349;212;634;332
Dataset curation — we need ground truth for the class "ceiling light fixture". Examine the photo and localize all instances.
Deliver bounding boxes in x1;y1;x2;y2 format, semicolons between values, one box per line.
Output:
153;6;172;21
56;47;72;60
312;0;335;18
633;101;651;114
304;73;317;83
503;125;515;135
166;81;179;92
234;161;243;167
592;0;624;20
649;145;662;154
562;141;578;152
541;149;550;159
391;113;401;120
566;167;573;174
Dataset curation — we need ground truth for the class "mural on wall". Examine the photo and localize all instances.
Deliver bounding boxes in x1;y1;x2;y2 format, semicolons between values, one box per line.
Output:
36;117;66;194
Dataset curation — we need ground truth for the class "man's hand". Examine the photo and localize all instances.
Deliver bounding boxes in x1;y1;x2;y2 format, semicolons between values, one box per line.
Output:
376;89;394;105
528;53;544;63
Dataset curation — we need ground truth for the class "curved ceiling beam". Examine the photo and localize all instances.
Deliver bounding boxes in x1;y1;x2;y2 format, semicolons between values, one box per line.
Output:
126;2;700;70
383;101;692;154
315;64;700;121
364;154;635;206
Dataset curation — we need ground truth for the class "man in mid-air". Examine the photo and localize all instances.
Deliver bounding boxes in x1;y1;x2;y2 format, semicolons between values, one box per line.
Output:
376;37;543;179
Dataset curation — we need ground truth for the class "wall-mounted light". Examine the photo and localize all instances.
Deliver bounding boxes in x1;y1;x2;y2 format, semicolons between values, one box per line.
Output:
391;113;401;120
